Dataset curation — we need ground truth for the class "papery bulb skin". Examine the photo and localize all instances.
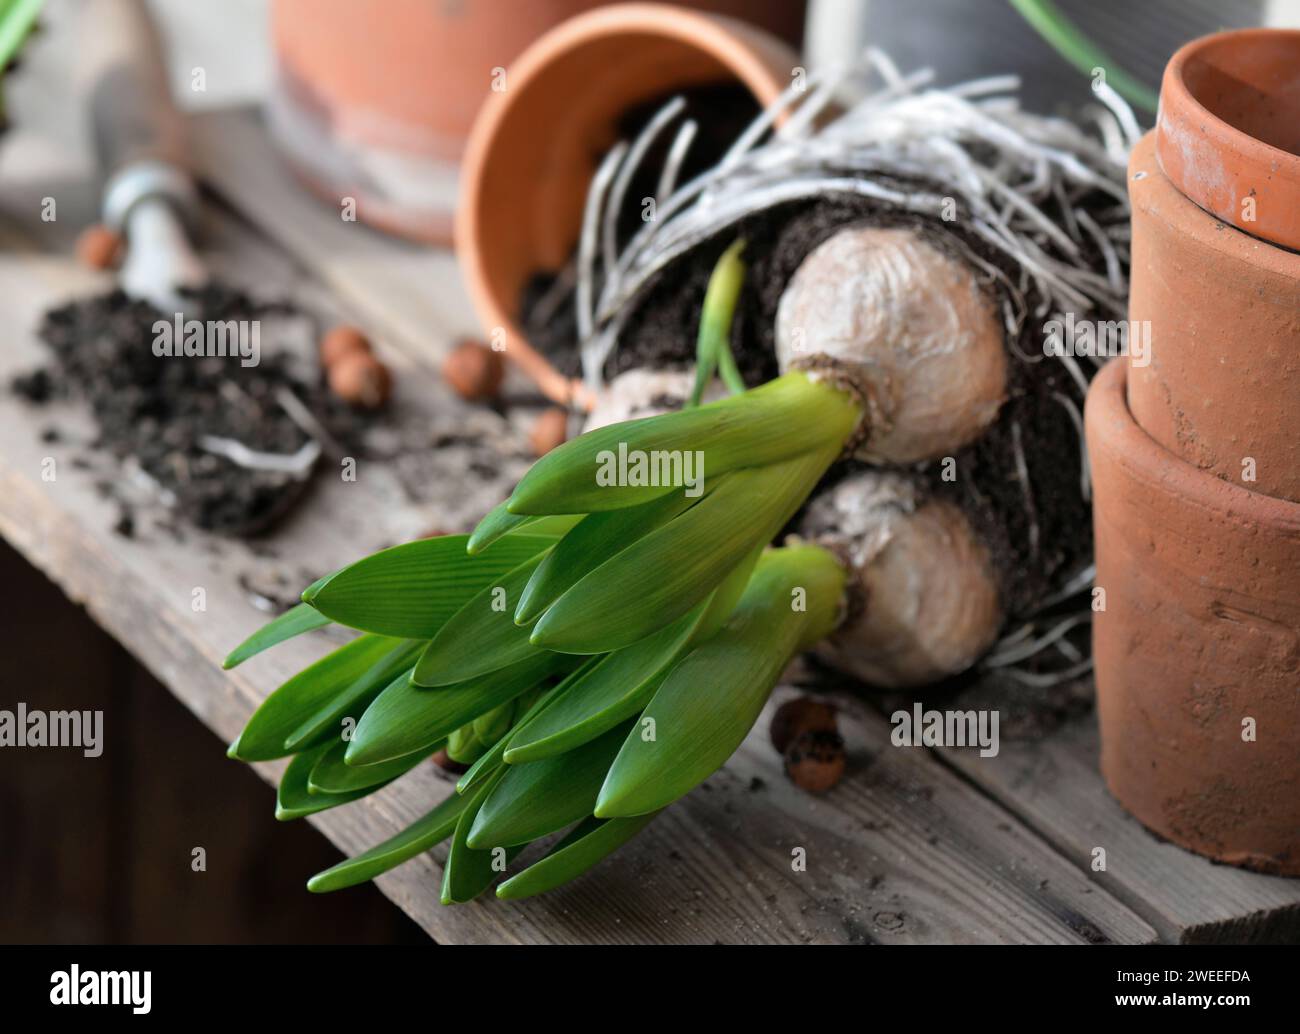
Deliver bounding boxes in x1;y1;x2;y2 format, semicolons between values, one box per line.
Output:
776;226;1007;464
800;471;1002;688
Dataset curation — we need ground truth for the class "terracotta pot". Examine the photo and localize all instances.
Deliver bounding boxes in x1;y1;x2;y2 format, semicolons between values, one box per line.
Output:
1155;28;1300;251
1128;30;1300;503
269;0;610;244
1087;359;1300;875
455;2;800;406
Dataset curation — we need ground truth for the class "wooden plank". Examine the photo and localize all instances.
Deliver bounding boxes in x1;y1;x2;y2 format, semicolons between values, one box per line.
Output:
936;712;1300;943
731;687;1157;944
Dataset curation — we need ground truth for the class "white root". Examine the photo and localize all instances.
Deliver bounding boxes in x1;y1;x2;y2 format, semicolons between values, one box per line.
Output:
656;120;698;203
580;64;1130;369
775;227;1007;464
602;97;687;276
799;471;1002;688
577;142;627;343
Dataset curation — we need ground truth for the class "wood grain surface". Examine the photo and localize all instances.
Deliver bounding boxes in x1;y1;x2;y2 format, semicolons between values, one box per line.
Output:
0;93;1293;943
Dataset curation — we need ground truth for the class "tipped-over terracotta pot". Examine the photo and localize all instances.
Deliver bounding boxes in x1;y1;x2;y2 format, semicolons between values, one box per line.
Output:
1088;359;1300;875
1129;29;1300;503
455;2;800;406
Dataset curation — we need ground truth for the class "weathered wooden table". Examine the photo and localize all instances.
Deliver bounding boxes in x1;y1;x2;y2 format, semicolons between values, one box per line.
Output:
1;98;1296;944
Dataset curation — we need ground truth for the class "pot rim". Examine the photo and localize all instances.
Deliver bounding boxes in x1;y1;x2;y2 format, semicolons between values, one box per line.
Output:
1130;129;1300;282
455;1;795;408
1155;28;1300;251
1088;358;1300;531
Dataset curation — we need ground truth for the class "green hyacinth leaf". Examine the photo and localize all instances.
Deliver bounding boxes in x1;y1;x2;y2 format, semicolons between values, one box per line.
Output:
441;768;524;905
467;721;632;849
503;606;702;764
282;642;424;754
515;514;585;540
302;533;555;639
308;739;434;795
454;677;572;795
596;544;845;818
689;238;747;406
506;370;858;515
277;743;388;820
347;652;570;767
496;811;661;900
223;602;332;669
529;444;838;654
691;543;763;644
513;487;703;626
446;723;488;765
228;634;412;762
412;552;549;686
472;697;517;746
466;502;531;555
466;506;583;556
308;790;471;893
452;732;505;794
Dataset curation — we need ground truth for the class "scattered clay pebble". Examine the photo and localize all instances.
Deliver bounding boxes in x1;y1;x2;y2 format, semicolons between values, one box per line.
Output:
529;407;569;456
442;339;504;401
432;749;469;776
784;729;846;794
769;696;838;754
328;350;391;409
75;223;124;270
319;324;372;367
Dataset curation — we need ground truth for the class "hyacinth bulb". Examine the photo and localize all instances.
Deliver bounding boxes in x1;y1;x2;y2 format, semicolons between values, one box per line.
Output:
776;226;1007;465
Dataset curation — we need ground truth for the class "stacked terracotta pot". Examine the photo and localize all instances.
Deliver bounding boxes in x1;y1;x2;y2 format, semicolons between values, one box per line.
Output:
1086;30;1300;875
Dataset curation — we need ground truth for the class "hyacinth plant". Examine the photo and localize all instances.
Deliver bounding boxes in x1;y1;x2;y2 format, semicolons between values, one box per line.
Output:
226;243;868;903
226;58;1132;902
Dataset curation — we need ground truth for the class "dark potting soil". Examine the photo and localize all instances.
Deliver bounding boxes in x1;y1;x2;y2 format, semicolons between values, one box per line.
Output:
518;82;762;382
591;190;1107;628
11;283;371;537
